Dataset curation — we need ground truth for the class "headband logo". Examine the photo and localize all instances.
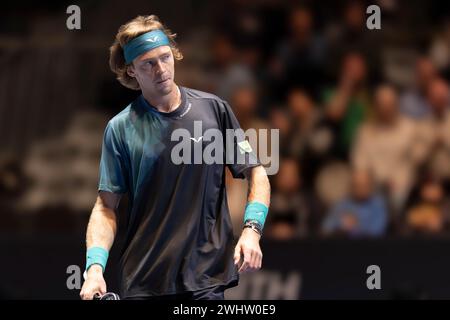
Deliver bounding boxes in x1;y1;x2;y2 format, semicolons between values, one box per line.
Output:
146;36;159;43
123;30;170;63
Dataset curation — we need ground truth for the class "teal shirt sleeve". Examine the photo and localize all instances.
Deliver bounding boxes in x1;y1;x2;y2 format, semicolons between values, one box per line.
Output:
98;121;128;194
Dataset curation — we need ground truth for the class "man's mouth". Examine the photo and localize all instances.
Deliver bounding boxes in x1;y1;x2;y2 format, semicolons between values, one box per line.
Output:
157;78;170;84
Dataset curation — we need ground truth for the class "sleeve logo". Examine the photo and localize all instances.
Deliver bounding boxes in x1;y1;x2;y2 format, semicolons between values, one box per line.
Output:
238;140;253;154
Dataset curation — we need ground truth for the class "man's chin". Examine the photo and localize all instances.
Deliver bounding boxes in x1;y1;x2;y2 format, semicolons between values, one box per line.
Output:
156;82;174;95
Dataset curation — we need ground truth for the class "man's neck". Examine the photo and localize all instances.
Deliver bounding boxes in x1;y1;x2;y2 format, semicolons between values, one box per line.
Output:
143;84;181;113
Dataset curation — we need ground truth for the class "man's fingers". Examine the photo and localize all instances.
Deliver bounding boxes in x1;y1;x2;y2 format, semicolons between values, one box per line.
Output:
238;257;248;273
251;250;259;270
248;251;258;272
236;245;263;273
245;250;262;272
80;288;90;300
239;248;252;273
246;251;254;271
234;245;241;266
254;251;262;269
80;284;102;300
257;252;263;269
238;260;248;273
81;291;95;300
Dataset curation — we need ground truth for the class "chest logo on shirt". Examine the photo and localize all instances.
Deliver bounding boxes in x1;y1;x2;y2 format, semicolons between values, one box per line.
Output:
170;120;280;175
189;136;203;143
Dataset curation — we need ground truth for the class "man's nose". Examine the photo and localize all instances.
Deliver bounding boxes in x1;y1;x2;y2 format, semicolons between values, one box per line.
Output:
154;60;165;75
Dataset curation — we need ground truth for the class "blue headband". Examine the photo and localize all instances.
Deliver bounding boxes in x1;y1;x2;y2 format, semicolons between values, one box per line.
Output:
123;30;171;64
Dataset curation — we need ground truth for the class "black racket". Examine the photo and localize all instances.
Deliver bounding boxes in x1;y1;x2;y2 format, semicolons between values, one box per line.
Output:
93;292;121;300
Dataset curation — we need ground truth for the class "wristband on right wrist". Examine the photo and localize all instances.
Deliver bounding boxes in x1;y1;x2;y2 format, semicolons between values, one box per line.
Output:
86;246;109;273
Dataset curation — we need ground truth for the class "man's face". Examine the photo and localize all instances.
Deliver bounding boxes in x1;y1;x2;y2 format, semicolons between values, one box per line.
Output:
128;45;175;96
375;86;398;121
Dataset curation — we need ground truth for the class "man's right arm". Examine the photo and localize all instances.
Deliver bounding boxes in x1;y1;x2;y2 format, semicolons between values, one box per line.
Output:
80;191;121;300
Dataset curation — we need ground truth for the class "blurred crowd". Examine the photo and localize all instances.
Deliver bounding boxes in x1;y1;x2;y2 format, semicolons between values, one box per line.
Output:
0;0;449;239
197;0;450;239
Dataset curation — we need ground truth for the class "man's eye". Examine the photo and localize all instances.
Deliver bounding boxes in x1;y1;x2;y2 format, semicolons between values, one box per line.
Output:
162;55;170;61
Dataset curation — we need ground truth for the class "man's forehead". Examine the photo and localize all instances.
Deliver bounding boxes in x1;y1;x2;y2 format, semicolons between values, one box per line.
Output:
137;46;171;61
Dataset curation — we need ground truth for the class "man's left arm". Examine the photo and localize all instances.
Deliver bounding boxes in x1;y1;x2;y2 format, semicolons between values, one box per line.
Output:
234;165;271;273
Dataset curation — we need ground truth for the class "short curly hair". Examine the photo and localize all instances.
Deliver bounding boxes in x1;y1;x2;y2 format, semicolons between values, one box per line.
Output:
109;15;183;90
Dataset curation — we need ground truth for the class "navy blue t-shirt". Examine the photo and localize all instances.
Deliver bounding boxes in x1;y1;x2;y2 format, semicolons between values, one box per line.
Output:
98;86;260;298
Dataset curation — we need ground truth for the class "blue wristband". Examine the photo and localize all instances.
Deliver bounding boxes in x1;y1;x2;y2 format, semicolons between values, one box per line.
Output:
243;201;269;229
86;247;109;273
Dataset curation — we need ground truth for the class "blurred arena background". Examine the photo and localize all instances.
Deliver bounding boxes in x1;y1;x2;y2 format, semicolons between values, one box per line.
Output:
0;0;449;299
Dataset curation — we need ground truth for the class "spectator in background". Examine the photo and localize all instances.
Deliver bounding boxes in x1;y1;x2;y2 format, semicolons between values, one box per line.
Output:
429;20;450;81
230;85;268;131
207;34;257;102
268;5;326;100
325;0;382;84
352;85;430;217
322;52;370;159
322;169;387;238
266;158;314;239
268;106;293;155
286;88;330;187
404;176;450;235
400;57;438;119
421;78;450;182
288;89;322;158
213;0;264;58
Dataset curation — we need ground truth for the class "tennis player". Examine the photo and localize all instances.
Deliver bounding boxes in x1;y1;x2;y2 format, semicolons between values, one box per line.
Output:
80;15;271;300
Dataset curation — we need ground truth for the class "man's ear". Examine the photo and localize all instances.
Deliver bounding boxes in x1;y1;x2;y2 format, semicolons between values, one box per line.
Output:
126;64;136;78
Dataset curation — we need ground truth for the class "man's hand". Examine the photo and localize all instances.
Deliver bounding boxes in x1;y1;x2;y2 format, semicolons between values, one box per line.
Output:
234;228;262;273
80;265;107;300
